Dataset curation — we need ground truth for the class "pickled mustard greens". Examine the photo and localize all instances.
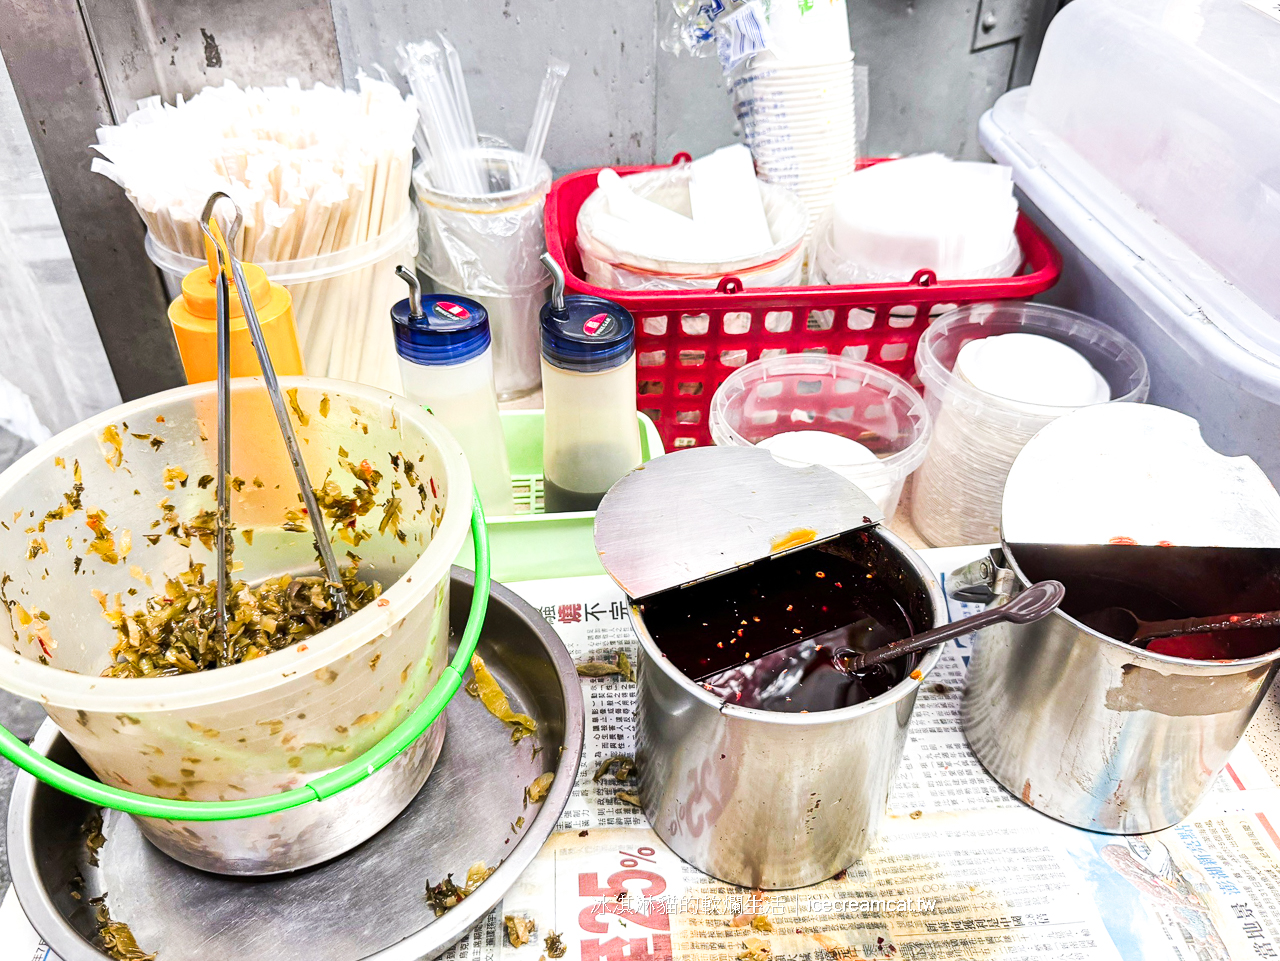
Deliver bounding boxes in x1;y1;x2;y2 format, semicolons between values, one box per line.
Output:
574;651;634;681
424;861;497;915
737;936;771;961
92;898;155;961
524;771;555;805
545;931;568;958
504;915;536;948
83;809;106;867
467;653;537;742
592;755;636;782
616;791;641;807
99;561;382;677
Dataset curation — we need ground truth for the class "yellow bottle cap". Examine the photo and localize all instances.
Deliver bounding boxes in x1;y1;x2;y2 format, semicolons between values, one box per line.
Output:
169;257;304;384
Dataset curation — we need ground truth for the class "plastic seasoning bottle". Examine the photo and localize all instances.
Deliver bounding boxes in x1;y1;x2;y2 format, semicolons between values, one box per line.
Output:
169;257;303;382
539;254;641;513
391;267;515;517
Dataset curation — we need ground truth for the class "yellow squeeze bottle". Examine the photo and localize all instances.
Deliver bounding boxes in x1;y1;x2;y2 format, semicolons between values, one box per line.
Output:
168;231;303;383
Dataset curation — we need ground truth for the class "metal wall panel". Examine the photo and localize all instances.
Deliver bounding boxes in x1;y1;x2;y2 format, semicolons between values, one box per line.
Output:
852;0;1017;159
333;0;1049;168
81;0;344;114
0;0;181;399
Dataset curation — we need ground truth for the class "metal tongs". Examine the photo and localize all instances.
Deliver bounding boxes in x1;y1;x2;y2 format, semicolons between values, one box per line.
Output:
199;193;349;655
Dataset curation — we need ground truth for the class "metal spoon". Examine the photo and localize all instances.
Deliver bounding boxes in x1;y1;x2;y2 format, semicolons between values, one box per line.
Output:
834;580;1065;675
1079;605;1280;647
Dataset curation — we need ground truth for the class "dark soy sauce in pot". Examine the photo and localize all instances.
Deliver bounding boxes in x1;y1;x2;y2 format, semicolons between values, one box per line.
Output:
1008;543;1280;659
638;530;932;712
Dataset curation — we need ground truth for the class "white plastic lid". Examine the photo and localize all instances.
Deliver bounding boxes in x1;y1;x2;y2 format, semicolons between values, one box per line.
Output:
955;333;1110;408
999;0;1280;371
1002;404;1280;549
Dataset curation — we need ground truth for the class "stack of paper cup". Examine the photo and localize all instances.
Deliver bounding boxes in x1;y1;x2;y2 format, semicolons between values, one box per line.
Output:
730;0;856;231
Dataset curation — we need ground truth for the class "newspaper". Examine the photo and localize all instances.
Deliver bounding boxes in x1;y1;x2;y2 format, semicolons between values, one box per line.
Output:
5;547;1279;960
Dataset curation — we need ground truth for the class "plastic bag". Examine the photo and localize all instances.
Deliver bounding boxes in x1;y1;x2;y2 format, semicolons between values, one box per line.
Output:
807;157;1022;285
809;204;1024;284
413;148;552;297
576;163;808;291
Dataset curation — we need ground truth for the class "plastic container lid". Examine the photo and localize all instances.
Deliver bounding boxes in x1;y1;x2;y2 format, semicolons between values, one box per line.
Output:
540;295;635;372
1002;404;1280;550
392;294;491;366
954;333;1110;407
593;445;882;599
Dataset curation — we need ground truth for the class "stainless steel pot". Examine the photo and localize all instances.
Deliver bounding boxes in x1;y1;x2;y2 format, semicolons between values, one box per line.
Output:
956;404;1280;834
594;447;947;889
954;548;1280;834
633;525;945;889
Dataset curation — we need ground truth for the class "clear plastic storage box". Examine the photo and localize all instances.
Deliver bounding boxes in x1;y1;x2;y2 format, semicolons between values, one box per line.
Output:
980;0;1280;482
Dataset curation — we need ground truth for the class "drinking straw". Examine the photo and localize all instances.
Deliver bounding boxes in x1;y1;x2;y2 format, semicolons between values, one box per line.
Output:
520;58;570;187
438;33;480;160
399;40;486;196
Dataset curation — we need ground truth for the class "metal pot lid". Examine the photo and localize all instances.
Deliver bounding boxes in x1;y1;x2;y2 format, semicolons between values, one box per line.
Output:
1002;404;1280;548
593;445;883;599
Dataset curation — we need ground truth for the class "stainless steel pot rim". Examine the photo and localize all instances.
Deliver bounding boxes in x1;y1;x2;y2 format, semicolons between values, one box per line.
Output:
633;527;949;726
999;539;1280;672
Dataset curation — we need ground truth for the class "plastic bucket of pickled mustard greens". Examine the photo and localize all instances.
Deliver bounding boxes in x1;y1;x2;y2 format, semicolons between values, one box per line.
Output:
0;377;473;874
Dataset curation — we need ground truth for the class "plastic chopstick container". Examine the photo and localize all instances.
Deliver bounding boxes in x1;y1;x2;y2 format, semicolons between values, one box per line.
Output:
540;263;641;513
392;274;515;516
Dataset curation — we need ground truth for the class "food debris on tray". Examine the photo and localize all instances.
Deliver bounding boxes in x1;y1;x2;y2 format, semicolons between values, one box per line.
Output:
525;771;555;806
424;861;498;916
468;654;537;742
91;896;156;961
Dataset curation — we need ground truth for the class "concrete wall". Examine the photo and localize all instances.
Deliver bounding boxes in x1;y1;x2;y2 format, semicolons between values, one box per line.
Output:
331;0;1053;170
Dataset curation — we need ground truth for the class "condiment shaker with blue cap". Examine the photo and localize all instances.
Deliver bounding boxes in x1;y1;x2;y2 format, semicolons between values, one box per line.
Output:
539;254;641;512
392;266;514;515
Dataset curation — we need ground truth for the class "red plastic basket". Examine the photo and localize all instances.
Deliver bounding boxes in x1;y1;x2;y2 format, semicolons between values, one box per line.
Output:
544;155;1062;450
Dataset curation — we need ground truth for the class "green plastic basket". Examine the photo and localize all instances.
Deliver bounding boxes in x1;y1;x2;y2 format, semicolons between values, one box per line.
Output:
454;411;665;582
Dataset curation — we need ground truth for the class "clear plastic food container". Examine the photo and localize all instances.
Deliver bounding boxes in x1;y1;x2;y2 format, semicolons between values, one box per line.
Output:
146;214;418;394
0;378;471;872
911;303;1149;546
709;353;932;519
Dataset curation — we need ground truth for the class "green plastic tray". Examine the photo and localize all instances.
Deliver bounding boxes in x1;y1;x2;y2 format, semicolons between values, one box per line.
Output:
453;410;665;582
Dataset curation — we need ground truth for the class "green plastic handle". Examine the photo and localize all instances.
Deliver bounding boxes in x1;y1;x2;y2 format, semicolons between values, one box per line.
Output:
0;490;490;821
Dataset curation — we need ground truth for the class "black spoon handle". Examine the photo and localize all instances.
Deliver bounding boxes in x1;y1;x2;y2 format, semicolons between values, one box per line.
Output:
836;580;1065;674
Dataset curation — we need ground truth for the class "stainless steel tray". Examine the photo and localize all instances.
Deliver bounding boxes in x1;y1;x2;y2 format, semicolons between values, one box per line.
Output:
7;569;584;961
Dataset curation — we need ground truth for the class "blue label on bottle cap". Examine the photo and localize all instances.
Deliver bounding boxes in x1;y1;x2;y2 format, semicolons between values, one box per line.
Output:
433;301;471;322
